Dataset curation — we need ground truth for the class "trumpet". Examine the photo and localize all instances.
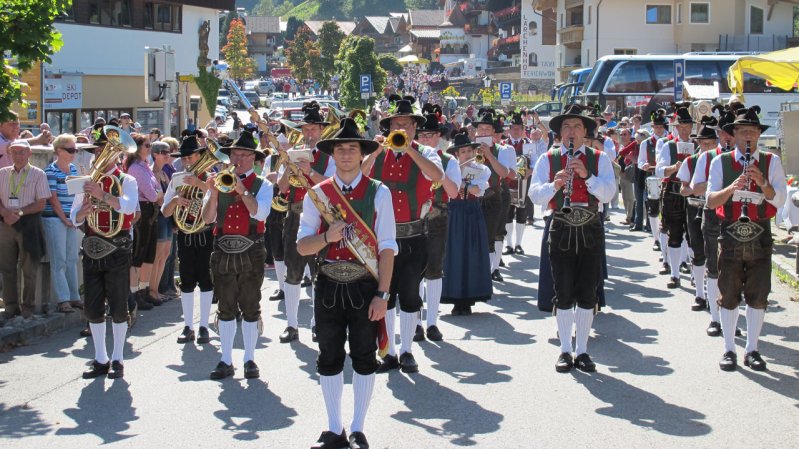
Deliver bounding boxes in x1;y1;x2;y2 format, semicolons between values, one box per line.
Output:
215;164;238;193
174;139;230;233
386;129;409;152
738;141;752;223
561;138;576;214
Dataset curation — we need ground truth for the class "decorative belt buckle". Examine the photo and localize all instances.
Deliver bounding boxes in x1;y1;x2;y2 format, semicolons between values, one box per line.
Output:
725;221;764;243
83;236;119;260
217;235;255;254
555;207;596;227
320;262;369;283
687;197;705;208
396;220;423;238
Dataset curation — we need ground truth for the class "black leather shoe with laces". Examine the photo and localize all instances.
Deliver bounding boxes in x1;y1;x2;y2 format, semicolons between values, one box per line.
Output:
244;360;260;378
744;351;767;371
719;351;737;371
706;321;721;337
426;325;443;341
210;361;235;380
311;430;349;449
667;277;680;289
177;326;196;343
555;353;573;373
349;431;370;449
108;361;124;379
375;354;399;373
574;353;596;372
399;352;419;373
502;246;514;255
491;269;504;282
413;324;425;342
197;326;211;344
691;297;708;311
514;245;525;255
83;360;110;379
269;289;284;301
279;326;299;343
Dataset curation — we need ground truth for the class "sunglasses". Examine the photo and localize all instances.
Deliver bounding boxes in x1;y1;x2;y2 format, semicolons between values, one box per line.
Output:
154;151;171;155
60;147;78;154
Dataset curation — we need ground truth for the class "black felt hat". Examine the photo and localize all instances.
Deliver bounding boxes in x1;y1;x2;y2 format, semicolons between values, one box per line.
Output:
418;113;448;136
221;130;266;161
379;99;426;130
170;135;206;158
471;107;497;126
317;117;380;155
295;101;329;126
446;132;480;155
713;104;737;133
650;108;669;126
586;104;607;125
692;116;719;140
722;105;770;134
672;105;694;124
548;104;597;135
509;112;524;126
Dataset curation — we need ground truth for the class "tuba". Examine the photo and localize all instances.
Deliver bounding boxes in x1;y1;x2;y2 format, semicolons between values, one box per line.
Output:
174;139;230;233
86;126;137;238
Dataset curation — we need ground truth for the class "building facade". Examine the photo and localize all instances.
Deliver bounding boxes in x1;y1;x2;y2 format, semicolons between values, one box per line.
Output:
245;15;281;74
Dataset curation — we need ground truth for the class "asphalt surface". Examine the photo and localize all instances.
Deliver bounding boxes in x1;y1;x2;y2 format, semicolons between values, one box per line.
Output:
1;209;798;448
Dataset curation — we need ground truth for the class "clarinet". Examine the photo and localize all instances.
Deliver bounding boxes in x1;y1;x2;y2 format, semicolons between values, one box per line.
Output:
739;141;752;223
561;138;575;214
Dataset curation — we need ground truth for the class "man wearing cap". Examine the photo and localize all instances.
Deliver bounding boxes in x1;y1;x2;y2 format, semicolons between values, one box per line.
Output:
277;101;337;344
528;104;616;373
637;110;669;251
201;130;273;380
71;127;140;379
0;140;51;319
677;116;718;314
119;113;134;134
162;136;216;345
502;112;534;255
415;110;460;342
297;117;396;449
707;106;786;372
471;109;516;282
690;104;739;337
656;104;694;289
361;98;444;374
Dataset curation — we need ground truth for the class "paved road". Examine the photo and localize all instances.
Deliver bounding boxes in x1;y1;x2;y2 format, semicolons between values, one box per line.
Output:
1;210;798;448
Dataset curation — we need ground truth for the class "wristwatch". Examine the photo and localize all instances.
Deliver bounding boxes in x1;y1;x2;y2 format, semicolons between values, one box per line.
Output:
17;210;23;217
242;190;250;197
375;290;389;301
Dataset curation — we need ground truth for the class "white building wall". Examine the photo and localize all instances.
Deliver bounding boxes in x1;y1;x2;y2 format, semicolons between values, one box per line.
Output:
48;5;220;76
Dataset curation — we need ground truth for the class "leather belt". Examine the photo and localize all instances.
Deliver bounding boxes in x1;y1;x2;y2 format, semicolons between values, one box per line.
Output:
553;207;599;227
289;201;303;214
215;234;264;254
427;203;448;219
83;235;132;260
725;221;765;243
319;261;370;283
686;197;706;208
396;219;425;238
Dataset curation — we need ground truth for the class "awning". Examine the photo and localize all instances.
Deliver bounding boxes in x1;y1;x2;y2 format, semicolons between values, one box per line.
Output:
410;29;441;39
398;44;413;53
398;55;430;64
727;47;799;94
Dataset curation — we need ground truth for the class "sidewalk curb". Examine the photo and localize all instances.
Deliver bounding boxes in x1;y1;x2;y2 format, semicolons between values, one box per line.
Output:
0;311;85;352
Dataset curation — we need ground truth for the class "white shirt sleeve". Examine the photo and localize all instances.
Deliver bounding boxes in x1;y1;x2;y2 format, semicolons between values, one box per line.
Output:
160;179;177;215
767;153;788;209
676;158;692;183
445;157;461;184
528;151;557;206
706;155;723;196
637;139;649;170
71;174;138;226
603;138;617;160
251;178;273;221
498;145;516;170
322;156;337;177
655;138;671;178
690;152;709;188
474;165;490;194
586;150;617;203
374;183;399;254
297;193;321;241
419;145;444;181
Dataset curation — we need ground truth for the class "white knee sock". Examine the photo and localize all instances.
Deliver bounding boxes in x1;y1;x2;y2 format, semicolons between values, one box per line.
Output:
692;264;706;299
320;373;344;434
417;281;425;327
303;264;310;279
504;223;513;247
399;310;416;355
199;290;213;328
555;308;574;353
351;372;375;433
668;247;681;278
707;278;720;322
648;216;659;242
111;321;127;363
720;307;739;353
310;287;316;329
275;261;287;291
744;306;765;353
514;222;526;247
488;252;497;273
574;307;594;356
384;308;397;357
425;279;442;328
138;281;149;291
90;322;109;364
659;232;667;253
219;319;237;365
181;291;194;328
284;283;301;328
681;241;689;264
242;320;258;363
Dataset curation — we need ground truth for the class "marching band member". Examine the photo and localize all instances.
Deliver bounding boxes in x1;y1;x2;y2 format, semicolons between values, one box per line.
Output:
637;110;669;254
655;105;694;289
415;111;460;341
690;104;739;336
264;138;289;303
297;117;396;449
502;112;533;255
706;106;786;372
441;132;492;315
472;109;516;282
528;104;615;372
676;116;718;313
161;135;215;345
201;131;272;380
277;101;336;344
362;98;444;374
71;127;139;379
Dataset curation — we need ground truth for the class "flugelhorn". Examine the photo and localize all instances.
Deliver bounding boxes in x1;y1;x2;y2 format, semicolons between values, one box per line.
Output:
561;138;575;214
174;139;230;233
386;130;409;152
86;125;137;238
738;141;752;223
214;164;238;193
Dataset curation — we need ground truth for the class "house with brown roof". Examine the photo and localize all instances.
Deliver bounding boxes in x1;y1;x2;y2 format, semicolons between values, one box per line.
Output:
301;20;357;40
245;15;280;73
351;15;410;54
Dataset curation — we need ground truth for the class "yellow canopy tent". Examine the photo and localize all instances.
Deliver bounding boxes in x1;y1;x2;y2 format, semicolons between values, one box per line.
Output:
727;47;799;94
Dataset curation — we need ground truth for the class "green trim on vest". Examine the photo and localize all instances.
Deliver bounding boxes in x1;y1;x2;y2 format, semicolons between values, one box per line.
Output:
216;175;265;233
373;152;421;216
720;151;771;219
289;150;329;199
548;147;599;210
434;151;453;203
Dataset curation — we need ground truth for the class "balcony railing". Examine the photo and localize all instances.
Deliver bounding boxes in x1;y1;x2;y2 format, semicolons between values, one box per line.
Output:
717;34;796;52
558;25;584;48
493;5;521;20
248;45;276;54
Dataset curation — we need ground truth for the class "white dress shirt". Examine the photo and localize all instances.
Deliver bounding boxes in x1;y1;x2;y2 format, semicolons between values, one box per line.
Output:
461;163;490;196
655;135;691;178
603;136;617;160
528;145;617;213
297;172;399;256
707;147;787;210
201;169;273;223
71;168;139;226
495;143;517;171
689;145;723;188
444;155;462;185
637;133;666;170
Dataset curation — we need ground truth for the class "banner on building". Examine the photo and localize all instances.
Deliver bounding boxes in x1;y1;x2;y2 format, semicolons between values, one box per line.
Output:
521;3;556;84
45;74;83;109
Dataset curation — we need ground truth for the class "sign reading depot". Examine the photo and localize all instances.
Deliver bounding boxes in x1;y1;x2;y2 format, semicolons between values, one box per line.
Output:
45;74;83;110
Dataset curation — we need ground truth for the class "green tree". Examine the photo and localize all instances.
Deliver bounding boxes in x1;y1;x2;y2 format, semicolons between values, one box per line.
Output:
335;36;386;109
219;10;239;49
318;21;345;89
284;16;303;42
222;18;257;81
285;26;324;82
0;0;70;121
378;54;403;75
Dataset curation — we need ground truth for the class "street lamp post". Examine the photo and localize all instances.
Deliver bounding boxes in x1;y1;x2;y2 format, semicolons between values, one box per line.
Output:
482;76;492;106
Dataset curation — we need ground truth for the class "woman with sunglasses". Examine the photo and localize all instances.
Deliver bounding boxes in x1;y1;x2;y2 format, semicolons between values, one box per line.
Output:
148;141;176;304
42;134;84;314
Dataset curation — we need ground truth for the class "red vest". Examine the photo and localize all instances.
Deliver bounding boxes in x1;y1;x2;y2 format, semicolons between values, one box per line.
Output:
547;148;600;211
215;173;266;236
370;143;433;222
716;151;777;221
320;177;379;262
86;168;134;236
502;137;530;156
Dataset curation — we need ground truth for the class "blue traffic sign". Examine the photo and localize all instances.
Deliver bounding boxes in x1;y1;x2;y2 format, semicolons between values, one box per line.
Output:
674;59;685;101
360;74;372;93
499;82;512;100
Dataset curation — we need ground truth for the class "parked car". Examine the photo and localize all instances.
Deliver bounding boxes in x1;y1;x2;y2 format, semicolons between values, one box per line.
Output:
256;80;275;95
217;96;232;112
530;101;563;117
240;90;261;108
